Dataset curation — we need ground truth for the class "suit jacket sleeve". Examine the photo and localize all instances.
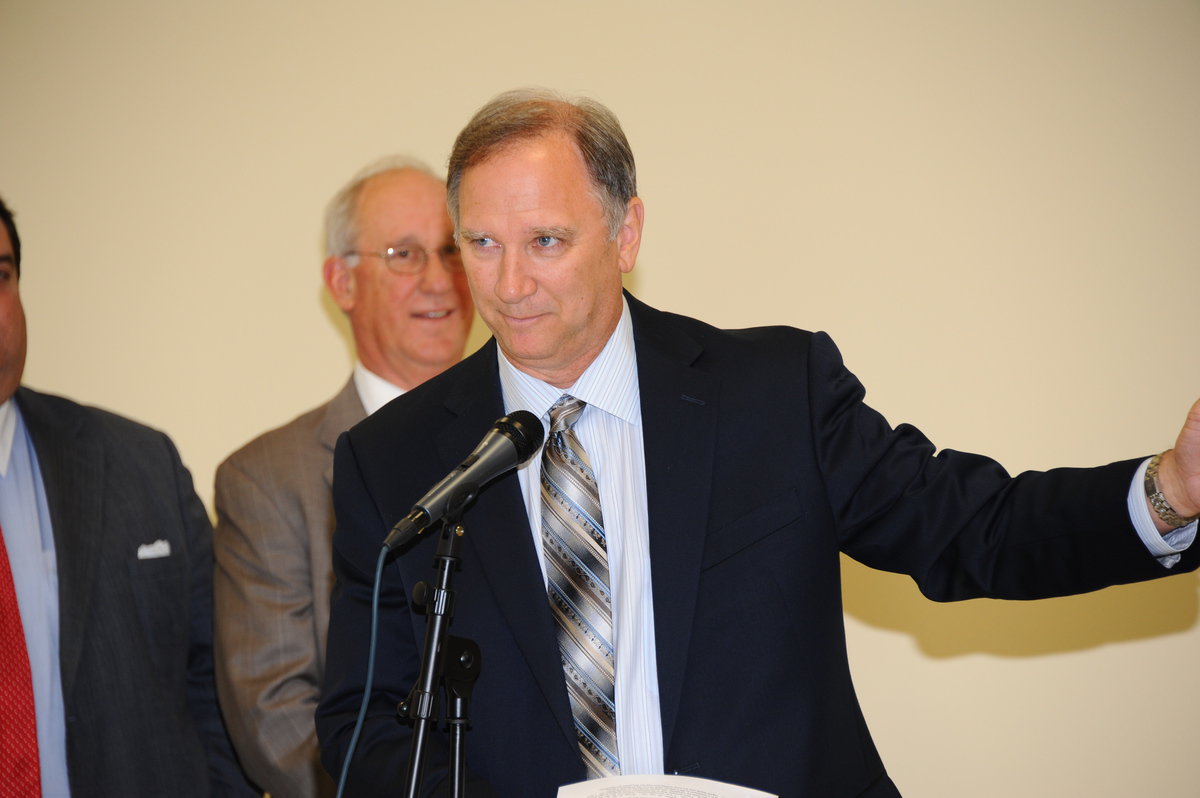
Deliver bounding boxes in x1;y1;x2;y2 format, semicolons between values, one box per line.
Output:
213;452;337;798
802;330;1193;594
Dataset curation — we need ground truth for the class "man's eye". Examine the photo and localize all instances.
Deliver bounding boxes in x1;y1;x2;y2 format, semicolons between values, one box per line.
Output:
535;236;560;248
472;237;497;249
386;247;416;260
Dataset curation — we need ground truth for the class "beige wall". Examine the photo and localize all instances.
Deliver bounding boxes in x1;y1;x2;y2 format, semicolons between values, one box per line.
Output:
2;1;1198;795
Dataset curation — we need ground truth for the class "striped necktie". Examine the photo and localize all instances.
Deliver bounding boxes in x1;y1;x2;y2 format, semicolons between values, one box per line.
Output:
0;524;42;796
540;395;619;777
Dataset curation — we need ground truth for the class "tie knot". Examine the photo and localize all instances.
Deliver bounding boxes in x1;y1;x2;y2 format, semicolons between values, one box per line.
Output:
548;395;586;433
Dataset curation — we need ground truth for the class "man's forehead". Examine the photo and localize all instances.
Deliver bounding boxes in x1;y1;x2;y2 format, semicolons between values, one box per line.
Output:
464;131;589;184
356;171;452;241
459;139;602;226
359;170;442;208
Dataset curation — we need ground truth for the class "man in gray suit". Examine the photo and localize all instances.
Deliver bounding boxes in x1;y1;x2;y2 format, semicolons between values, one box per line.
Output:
212;156;474;797
0;197;254;796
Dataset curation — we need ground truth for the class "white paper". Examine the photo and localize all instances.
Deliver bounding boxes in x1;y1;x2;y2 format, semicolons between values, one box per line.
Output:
557;774;776;798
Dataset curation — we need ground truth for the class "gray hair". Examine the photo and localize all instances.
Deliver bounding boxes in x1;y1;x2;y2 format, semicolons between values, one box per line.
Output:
324;155;439;257
447;88;637;240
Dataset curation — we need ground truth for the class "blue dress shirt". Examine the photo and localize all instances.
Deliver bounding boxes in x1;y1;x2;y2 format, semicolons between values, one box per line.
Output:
0;398;73;796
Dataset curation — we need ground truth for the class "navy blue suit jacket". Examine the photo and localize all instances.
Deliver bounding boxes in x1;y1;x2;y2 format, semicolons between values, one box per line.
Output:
317;295;1192;798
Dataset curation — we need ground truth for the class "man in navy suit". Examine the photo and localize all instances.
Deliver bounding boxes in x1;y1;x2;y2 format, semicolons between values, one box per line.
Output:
0;196;254;796
316;90;1200;797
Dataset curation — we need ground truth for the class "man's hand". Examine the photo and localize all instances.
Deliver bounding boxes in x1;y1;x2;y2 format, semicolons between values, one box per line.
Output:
1150;398;1200;534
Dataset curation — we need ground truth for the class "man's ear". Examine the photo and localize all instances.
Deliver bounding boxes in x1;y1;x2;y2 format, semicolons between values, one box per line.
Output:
323;255;356;312
617;197;644;275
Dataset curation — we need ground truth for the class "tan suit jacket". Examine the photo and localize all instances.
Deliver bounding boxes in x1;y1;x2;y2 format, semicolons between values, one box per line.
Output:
214;379;365;798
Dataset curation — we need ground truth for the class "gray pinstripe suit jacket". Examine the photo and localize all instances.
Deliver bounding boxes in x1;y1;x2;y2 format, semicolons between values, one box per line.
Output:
213;378;365;798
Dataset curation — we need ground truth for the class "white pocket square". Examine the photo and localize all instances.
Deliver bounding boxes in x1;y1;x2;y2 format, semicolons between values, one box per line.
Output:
136;539;171;560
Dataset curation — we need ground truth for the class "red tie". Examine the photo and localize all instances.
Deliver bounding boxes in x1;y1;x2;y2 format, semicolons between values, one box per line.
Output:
0;523;42;796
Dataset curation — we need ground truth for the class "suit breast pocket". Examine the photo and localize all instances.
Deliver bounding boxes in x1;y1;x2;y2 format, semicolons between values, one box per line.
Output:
700;488;805;571
124;554;189;655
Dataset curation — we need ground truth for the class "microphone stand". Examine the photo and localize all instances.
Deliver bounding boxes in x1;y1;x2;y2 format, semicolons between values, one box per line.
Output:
399;484;482;798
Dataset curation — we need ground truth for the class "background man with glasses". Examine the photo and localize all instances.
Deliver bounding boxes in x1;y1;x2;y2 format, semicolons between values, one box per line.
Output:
212;156;474;798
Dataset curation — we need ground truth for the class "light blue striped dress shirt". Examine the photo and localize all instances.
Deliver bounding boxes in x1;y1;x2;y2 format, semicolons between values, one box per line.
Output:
498;298;666;776
0;398;72;796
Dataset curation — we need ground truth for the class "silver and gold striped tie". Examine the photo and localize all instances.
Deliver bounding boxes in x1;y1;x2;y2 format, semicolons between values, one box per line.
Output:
541;395;619;777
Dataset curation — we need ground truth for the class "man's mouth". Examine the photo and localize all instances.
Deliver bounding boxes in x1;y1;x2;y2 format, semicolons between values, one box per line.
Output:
502;311;543;324
414;310;453;319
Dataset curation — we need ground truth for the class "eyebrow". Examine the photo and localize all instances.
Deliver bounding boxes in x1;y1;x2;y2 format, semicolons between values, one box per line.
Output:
457;226;577;241
531;226;575;240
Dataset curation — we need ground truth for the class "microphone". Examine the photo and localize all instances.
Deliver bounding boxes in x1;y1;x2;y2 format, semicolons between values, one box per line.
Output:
383;410;543;551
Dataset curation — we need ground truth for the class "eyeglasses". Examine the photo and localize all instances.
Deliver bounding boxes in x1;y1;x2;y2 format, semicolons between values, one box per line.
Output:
343;243;464;274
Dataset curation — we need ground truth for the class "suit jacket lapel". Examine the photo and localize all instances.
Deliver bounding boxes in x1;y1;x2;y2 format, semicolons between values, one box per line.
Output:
319;378;367;491
627;296;719;756
17;388;106;698
440;342;580;748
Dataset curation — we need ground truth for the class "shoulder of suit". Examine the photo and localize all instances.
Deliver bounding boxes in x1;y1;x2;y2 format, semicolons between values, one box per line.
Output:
18;385;176;449
219;394;344;469
630;297;818;363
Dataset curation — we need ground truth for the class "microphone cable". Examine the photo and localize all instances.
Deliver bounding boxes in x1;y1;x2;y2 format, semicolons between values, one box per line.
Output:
335;543;389;798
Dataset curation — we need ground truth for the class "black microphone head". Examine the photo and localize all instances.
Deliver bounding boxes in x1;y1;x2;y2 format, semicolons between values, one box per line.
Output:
495;410;544;464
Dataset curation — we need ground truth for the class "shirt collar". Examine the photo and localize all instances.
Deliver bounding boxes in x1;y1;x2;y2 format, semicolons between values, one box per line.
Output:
352;362;406;416
498;296;640;425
